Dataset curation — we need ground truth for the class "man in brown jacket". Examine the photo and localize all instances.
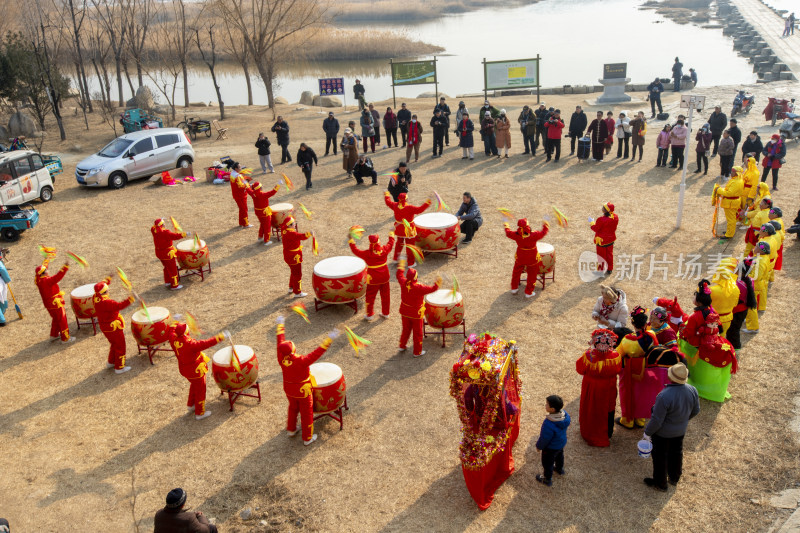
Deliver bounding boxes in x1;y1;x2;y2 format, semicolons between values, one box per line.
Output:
154;488;218;533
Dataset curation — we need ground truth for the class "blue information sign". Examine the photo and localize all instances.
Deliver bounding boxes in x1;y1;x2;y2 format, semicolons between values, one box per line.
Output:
318;77;345;95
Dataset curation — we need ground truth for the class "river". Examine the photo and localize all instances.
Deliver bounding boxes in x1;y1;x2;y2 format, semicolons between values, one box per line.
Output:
85;0;759;109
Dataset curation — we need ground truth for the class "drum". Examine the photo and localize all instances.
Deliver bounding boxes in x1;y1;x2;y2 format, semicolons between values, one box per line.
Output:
424;289;464;329
130;306;171;346
312;256;367;303
271;202;294;227
414;213;459;251
70;283;97;319
212;345;259;392
538;242;555;274
309;362;346;413
176;239;210;270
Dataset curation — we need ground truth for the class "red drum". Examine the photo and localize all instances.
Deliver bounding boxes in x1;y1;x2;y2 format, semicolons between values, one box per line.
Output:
70;284;97;319
310;362;346;413
271;203;294;227
312;256;367;303
425;289;464;328
130;306;171;346
538;243;555;274
176;239;210;270
414;213;459;251
212;345;259;392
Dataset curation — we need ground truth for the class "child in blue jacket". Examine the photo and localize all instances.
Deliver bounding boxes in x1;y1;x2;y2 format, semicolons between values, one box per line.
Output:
535;394;571;487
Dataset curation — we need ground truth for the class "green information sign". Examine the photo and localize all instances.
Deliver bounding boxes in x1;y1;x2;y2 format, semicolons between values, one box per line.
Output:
391;60;437;86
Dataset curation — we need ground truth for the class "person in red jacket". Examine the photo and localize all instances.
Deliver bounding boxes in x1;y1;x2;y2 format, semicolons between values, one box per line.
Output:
396;260;441;357
248;181;280;245
590;202;619;274
504;218;549;298
169;322;226;420
229;163;252;228
543;109;565;162
280;216;311;298
35;261;73;343
276;315;339;445
93;278;135;374
151;218;186;290
576;329;622;447
349;231;395;321
384;191;431;265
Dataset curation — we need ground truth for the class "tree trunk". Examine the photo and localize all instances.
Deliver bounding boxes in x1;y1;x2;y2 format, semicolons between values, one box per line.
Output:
136;60;143;89
68;0;93;113
115;53;124;107
209;68;224;120
75;62;89;130
124;60;135;98
51;89;66;141
254;59;276;119
92;57;108;106
182;61;189;107
242;60;253;106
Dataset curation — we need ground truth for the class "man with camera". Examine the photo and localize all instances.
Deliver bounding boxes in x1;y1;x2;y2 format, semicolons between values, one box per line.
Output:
544;109;565;162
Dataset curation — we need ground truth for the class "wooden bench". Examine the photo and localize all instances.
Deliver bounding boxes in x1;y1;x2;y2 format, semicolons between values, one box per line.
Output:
212;119;228;140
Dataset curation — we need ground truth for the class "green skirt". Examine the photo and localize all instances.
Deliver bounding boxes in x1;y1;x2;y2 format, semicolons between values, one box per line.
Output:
679;339;732;402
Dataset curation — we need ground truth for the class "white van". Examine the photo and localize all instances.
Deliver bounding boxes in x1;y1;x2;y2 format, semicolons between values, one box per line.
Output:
0;150;55;206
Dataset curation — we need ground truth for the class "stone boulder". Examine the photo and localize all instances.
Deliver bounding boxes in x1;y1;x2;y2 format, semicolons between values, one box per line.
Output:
417;92;450;99
299;91;314;105
274;96;289;105
126;86;155;110
311;95;343;108
8;111;37;137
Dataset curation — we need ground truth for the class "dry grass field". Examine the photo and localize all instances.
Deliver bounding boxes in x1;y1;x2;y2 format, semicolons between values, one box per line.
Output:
1;82;799;532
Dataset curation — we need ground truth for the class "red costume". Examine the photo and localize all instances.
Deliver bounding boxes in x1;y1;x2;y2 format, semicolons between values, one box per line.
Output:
169;323;224;417
504;218;549;296
35;263;70;341
384;192;431;265
576;329;622;447
93;279;134;370
248;182;279;243
276;322;333;442
151;219;185;289
349;233;395;318
280;217;311;295
230;174;251;227
654;296;689;334
590;203;618;272
396;263;440;356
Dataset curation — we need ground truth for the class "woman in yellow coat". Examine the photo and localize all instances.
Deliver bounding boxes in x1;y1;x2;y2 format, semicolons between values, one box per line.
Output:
712;171;744;238
741;157;760;210
709;258;739;335
744;197;772;254
743;242;771;334
754;223;779;291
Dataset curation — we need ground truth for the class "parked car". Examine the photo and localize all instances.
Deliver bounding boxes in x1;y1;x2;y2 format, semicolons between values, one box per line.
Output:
0;205;39;241
0;150;56;206
75;128;194;189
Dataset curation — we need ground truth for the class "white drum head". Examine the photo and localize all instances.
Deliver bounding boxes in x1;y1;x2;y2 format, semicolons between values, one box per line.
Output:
177;239;206;252
271;202;293;213
213;345;255;366
537;242;554;254
425;289;463;306
71;283;96;299
313;256;367;278
132;306;169;324
415;212;458;230
310;362;342;387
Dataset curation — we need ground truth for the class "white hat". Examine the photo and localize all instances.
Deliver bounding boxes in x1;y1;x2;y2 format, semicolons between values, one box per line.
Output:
484;111;491;116
500;108;506;114
344;128;352;134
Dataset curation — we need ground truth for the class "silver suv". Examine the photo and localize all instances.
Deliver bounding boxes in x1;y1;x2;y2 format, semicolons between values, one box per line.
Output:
75;128;195;189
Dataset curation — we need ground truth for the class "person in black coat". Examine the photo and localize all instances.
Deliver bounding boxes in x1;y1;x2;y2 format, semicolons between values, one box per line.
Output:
397;103;412;147
434;97;452;146
154;488;217;533
322;112;340;156
672;57;683;92
271;116;291;163
741;131;763;163
728;119;742;155
708;106;727;156
533;104;548;155
387;162;411;201
296;143;318;190
647;78;664;117
352;154;377;185
353;79;366;110
568;106;588;155
255;132;274;173
430;109;448;158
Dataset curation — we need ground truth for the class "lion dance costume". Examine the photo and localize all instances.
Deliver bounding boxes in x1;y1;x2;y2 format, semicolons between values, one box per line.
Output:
384;192;431;266
349;232;395;320
35;262;71;342
169;323;224;419
151;219;186;289
93;279;134;372
504;218;548;297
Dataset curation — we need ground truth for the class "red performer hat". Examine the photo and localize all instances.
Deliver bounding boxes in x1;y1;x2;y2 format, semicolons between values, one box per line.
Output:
517;218;530;234
278;340;295;357
154;218;165;227
35;264;47;276
174;322;187;336
94;282;109;295
406;267;418;281
772;134;781;140
603;202;615;214
590;328;618;351
368;234;379;243
282;216;296;228
398;192;407;203
252;181;262;191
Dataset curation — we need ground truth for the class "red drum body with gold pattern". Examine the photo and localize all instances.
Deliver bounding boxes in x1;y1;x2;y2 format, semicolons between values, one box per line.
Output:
271;202;294;227
310;362;346;413
70;284;97;319
212;345;259;392
414;213;459;251
538;242;555;274
424;289;464;328
130;306;171;346
312;256;367;303
176;239;210;270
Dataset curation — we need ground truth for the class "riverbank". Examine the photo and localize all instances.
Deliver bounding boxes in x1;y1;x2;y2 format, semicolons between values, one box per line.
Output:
334;0;542;22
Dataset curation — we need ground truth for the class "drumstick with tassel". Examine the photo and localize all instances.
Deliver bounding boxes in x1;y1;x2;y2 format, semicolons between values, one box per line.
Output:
7;284;23;319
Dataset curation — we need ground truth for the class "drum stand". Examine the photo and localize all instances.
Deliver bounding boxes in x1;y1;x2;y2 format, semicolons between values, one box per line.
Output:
73;312;99;336
423;319;467;348
314;298;358;315
422;245;458;259
136;342;174;365
313;396;348;430
519;266;556;291
221;383;262;411
178;260;212;283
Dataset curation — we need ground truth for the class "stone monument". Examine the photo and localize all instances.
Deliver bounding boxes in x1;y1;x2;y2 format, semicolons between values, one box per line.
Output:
596;63;631;104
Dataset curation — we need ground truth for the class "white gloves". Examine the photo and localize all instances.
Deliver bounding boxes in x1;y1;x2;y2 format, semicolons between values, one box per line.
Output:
328;329;341;340
652;297;659;305
276;315;285;325
172;313;184;321
642;433;652;442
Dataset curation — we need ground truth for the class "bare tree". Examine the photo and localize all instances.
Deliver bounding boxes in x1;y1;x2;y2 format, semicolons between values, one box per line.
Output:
145;31;181;121
214;0;333;118
123;0;156;89
221;18;253;106
87;23;114;109
169;0;192;107
90;0;128;106
193;24;224;119
57;0;93;113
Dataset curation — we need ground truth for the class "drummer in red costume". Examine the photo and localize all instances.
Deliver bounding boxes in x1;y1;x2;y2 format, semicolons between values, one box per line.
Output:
35;261;73;343
349;231;395;321
397;259;441;357
93;278;135;374
169;322;227;421
281;216;311;298
229;162;252;228
151;219;186;290
504;218;549;298
590;202;619;275
275;315;340;445
248;181;280;245
384;191;431;265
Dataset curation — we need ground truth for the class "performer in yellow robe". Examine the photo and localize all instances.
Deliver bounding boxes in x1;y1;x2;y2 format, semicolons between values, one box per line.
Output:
709;258;739;335
741;157;760;210
712;171;744;238
753;224;779;294
744;197;772;255
743;242;771;334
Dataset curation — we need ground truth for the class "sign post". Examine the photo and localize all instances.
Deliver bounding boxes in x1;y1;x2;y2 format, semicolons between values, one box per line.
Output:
482;56;541;103
676;94;706;229
389;58;438;109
